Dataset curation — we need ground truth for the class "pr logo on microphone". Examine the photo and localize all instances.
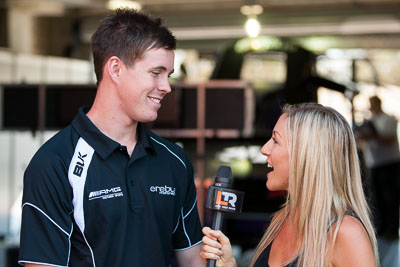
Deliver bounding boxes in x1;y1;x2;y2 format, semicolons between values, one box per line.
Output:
206;186;244;213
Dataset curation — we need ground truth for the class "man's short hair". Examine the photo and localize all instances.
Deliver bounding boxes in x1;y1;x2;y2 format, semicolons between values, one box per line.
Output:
369;95;381;106
91;8;176;84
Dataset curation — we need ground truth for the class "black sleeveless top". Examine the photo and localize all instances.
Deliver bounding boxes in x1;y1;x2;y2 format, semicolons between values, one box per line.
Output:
253;241;298;267
253;211;362;267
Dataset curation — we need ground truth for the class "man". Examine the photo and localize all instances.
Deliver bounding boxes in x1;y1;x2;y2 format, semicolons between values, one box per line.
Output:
18;9;204;267
357;95;400;265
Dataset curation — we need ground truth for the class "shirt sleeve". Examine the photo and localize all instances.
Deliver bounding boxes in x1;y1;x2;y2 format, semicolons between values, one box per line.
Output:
172;157;203;250
18;151;74;267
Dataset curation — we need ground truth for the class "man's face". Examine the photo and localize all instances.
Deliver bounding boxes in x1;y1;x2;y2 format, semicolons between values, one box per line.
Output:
118;48;175;123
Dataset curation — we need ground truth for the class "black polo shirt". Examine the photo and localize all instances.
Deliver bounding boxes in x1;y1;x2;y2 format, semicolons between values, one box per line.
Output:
19;107;203;267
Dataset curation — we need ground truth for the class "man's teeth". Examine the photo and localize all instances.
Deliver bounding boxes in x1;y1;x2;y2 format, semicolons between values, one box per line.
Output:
268;163;273;168
149;97;161;103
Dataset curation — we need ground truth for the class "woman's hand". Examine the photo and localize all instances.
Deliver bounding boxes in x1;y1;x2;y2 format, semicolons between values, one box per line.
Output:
200;227;237;267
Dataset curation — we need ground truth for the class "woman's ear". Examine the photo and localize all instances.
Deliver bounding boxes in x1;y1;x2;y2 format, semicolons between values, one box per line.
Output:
106;56;122;84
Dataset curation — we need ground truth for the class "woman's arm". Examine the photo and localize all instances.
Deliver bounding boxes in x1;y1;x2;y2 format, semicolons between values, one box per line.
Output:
200;227;237;267
330;216;376;267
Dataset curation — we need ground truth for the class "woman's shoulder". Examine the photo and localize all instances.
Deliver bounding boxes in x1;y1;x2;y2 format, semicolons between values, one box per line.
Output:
330;214;375;267
336;215;368;243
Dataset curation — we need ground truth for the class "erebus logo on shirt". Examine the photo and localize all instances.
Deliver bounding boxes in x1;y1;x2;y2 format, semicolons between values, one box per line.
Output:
88;186;124;200
150;185;176;196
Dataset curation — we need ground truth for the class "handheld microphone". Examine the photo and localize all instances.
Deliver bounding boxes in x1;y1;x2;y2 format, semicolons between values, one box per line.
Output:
205;166;244;267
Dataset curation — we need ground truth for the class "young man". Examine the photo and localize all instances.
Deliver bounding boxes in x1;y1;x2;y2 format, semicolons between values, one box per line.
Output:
18;9;204;267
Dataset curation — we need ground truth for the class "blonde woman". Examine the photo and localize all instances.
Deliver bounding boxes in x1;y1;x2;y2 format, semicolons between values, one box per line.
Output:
201;103;379;267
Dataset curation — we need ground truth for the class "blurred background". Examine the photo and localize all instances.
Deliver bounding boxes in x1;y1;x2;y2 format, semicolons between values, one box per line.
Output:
0;0;400;266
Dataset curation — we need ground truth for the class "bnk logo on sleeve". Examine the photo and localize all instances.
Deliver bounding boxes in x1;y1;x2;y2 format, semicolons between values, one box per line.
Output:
73;152;87;177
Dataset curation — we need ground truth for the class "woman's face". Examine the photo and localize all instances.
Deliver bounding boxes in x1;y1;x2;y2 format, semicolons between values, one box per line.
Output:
261;114;290;191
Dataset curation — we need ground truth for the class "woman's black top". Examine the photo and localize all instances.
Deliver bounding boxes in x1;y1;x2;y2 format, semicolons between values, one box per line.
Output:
253;211;362;267
253;241;298;267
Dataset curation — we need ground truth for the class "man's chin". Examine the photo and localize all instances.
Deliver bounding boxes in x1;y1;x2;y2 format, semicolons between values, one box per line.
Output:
140;114;158;124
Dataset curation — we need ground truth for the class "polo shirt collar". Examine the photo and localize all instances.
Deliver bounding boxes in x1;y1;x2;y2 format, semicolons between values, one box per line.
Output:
71;106;154;159
136;120;155;155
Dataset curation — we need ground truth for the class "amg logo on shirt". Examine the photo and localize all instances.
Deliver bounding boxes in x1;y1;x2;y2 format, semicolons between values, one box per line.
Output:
73;152;87;177
88;187;123;200
150;185;176;196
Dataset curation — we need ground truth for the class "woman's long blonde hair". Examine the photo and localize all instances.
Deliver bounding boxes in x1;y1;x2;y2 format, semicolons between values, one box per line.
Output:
250;103;379;267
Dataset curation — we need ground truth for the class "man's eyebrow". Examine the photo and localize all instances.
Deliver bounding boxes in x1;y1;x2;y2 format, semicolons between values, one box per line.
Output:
152;66;167;70
152;66;174;75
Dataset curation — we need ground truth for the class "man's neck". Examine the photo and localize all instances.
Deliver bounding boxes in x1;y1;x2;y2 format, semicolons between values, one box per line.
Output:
87;97;138;156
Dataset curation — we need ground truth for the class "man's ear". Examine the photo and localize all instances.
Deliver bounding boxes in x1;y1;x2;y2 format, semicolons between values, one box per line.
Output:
106;56;122;84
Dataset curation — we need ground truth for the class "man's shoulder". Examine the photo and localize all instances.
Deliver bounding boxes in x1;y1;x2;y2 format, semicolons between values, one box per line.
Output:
375;112;396;123
28;125;77;169
373;112;397;134
145;129;191;168
23;125;79;189
146;129;186;154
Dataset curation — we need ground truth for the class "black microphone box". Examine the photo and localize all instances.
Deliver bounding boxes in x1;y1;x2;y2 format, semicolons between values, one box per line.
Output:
205;186;244;213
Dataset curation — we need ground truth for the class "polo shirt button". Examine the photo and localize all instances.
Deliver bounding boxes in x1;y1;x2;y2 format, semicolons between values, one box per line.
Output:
130;180;134;186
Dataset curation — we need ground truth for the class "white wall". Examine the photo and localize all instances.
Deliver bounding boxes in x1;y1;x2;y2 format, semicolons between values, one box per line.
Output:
0;131;57;243
0;49;94;84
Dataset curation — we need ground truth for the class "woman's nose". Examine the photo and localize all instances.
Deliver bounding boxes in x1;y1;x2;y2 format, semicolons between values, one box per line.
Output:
261;140;271;156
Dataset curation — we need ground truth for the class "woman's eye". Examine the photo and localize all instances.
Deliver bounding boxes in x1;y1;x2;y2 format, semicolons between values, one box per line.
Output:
152;71;160;76
272;138;278;144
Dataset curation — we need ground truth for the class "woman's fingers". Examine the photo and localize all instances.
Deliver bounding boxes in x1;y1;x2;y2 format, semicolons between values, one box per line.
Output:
215;230;231;245
200;251;221;261
201;226;236;265
203;227;231;246
201;227;225;262
202;244;223;256
203;227;223;240
202;226;216;238
200;243;222;263
202;235;222;248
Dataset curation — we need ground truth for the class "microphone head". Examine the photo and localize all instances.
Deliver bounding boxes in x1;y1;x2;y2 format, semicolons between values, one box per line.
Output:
215;166;232;189
216;165;232;178
206;165;244;214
